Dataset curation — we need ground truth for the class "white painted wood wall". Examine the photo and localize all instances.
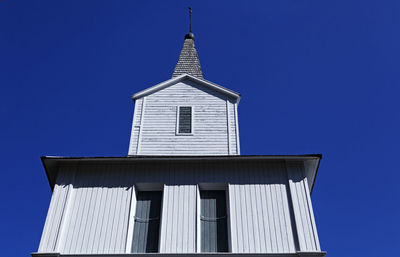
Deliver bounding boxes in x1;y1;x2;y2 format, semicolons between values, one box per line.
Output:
128;80;240;155
38;161;320;254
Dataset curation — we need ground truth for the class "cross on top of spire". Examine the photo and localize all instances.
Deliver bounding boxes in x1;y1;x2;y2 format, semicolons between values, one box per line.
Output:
189;7;192;32
185;7;195;40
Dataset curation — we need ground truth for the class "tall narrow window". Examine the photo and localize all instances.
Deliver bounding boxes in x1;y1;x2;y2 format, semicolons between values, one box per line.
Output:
131;191;162;253
178;106;192;134
200;190;228;252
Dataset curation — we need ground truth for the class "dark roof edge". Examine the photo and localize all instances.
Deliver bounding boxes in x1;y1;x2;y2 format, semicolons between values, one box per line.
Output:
42;154;322;160
310;156;322;193
41;156;53;191
41;154;322;192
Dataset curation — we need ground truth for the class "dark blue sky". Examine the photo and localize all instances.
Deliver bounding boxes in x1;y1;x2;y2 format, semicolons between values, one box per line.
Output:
1;1;399;256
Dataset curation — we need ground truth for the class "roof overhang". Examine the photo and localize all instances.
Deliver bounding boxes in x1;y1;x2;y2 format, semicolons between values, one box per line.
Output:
41;154;321;193
132;74;241;103
32;251;327;257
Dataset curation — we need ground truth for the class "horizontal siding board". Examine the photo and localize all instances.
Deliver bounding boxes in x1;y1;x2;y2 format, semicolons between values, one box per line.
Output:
128;80;239;155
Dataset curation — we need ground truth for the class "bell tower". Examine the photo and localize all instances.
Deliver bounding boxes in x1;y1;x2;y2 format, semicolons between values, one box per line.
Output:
128;15;241;156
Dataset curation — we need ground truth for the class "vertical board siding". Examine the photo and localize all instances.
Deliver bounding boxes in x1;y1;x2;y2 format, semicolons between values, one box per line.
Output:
286;162;320;252
128;80;240;155
38;167;74;252
160;184;197;253
39;161;318;254
228;162;296;253
58;166;133;254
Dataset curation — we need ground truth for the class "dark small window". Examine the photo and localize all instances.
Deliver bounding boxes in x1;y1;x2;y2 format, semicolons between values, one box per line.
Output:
131;191;162;253
178;106;192;134
200;190;228;252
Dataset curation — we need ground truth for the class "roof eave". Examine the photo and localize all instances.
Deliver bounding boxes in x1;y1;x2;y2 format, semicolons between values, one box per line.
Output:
41;156;54;191
42;154;321;192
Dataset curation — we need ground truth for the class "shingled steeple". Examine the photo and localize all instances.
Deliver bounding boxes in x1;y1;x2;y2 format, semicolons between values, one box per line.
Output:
172;8;203;79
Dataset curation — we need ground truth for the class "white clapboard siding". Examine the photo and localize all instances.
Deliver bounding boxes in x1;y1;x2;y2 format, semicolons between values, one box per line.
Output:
128;80;240;155
286;161;321;252
39;160;319;254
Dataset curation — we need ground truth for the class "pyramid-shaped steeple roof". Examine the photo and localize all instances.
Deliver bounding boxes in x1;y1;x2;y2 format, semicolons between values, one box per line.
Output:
172;33;203;79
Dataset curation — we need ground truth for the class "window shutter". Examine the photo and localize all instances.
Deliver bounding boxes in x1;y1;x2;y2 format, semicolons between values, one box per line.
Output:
179;106;192;133
200;190;228;252
131;191;162;253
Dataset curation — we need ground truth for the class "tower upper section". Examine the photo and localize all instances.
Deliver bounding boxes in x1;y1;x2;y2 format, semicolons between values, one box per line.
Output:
128;28;241;156
128;73;240;156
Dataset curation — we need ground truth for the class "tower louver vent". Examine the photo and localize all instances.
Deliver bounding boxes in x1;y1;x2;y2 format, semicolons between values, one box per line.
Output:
178;106;192;133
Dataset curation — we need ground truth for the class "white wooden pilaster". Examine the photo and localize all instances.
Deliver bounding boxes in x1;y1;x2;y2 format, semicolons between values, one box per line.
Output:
286;161;321;252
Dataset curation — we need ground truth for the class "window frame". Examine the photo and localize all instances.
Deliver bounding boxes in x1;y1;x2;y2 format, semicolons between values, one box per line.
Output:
126;184;164;253
196;183;231;253
176;105;194;136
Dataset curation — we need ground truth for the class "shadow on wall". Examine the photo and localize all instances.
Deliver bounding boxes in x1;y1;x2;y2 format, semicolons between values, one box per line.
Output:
56;160;296;188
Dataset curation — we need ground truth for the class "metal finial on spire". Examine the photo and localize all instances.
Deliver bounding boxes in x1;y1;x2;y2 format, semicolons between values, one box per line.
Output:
189;7;192;32
184;7;195;40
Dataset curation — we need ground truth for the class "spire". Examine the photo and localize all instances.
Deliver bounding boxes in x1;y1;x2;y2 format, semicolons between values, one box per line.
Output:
172;7;203;79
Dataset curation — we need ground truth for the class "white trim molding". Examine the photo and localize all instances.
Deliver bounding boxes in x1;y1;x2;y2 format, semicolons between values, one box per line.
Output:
132;74;241;102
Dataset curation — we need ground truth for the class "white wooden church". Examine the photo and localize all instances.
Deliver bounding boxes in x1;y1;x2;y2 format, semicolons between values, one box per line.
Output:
33;21;326;257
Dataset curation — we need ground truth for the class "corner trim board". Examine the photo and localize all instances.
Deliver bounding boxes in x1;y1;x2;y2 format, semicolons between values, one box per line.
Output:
234;103;240;155
226;100;231;155
136;97;146;155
